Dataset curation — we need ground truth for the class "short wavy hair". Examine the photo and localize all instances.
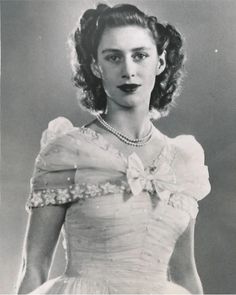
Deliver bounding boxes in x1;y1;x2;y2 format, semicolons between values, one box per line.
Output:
68;3;186;118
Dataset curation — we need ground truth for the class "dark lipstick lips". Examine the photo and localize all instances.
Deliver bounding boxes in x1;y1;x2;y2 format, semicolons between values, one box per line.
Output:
117;84;141;93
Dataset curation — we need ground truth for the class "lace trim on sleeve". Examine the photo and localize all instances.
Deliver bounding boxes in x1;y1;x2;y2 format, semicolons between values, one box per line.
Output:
26;181;129;212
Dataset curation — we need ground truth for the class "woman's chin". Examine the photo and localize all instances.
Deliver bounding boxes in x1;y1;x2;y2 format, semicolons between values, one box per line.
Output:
108;94;147;109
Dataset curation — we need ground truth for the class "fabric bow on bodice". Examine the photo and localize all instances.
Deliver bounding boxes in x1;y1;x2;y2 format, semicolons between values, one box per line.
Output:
126;152;178;201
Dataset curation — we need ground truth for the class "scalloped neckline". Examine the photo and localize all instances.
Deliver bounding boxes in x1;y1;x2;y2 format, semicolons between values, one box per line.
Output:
78;125;169;170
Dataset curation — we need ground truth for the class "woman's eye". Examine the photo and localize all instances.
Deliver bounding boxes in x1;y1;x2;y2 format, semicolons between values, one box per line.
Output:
105;55;121;63
133;52;149;61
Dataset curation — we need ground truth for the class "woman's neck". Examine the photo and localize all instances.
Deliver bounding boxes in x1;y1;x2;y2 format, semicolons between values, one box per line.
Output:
103;105;151;139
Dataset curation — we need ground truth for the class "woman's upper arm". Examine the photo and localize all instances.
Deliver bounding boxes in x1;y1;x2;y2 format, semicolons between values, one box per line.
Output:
24;205;67;268
168;218;199;282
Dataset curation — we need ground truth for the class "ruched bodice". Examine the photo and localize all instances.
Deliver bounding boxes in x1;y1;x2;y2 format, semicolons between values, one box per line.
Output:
62;191;190;293
27;117;211;294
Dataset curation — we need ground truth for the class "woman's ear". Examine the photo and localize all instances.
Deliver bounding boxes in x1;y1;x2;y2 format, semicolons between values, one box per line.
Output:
156;50;166;76
90;59;102;79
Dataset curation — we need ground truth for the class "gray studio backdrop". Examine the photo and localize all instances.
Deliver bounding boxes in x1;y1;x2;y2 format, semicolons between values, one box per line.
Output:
1;0;236;293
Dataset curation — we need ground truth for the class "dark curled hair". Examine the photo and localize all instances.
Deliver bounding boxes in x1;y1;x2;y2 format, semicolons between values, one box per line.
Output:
68;3;186;118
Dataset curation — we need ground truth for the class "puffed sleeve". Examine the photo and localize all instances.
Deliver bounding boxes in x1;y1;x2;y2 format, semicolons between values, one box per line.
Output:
26;117;79;212
168;135;211;218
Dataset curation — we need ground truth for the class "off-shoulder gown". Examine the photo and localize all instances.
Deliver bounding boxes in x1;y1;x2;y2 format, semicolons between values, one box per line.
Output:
26;117;211;294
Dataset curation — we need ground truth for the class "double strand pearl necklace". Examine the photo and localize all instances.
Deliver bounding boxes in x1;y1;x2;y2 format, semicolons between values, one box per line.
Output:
96;114;153;147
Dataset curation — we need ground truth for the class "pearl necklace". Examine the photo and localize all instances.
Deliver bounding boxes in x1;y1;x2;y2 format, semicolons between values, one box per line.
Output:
96;114;153;147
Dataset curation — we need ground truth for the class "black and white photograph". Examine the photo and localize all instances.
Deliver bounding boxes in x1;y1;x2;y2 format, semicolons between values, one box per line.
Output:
1;0;236;294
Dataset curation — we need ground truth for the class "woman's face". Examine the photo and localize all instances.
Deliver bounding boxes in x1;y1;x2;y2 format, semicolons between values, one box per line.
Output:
92;25;165;111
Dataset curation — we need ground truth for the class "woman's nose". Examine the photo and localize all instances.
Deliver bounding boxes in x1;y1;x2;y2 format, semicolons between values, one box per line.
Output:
121;58;135;79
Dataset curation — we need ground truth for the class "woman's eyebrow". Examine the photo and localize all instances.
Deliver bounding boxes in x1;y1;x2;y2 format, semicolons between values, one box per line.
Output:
101;49;121;54
101;47;152;54
131;47;152;52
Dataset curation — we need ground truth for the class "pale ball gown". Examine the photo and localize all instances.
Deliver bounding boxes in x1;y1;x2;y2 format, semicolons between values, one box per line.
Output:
26;117;211;294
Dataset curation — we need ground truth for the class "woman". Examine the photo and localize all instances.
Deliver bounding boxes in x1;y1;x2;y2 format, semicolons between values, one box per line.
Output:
16;3;211;294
